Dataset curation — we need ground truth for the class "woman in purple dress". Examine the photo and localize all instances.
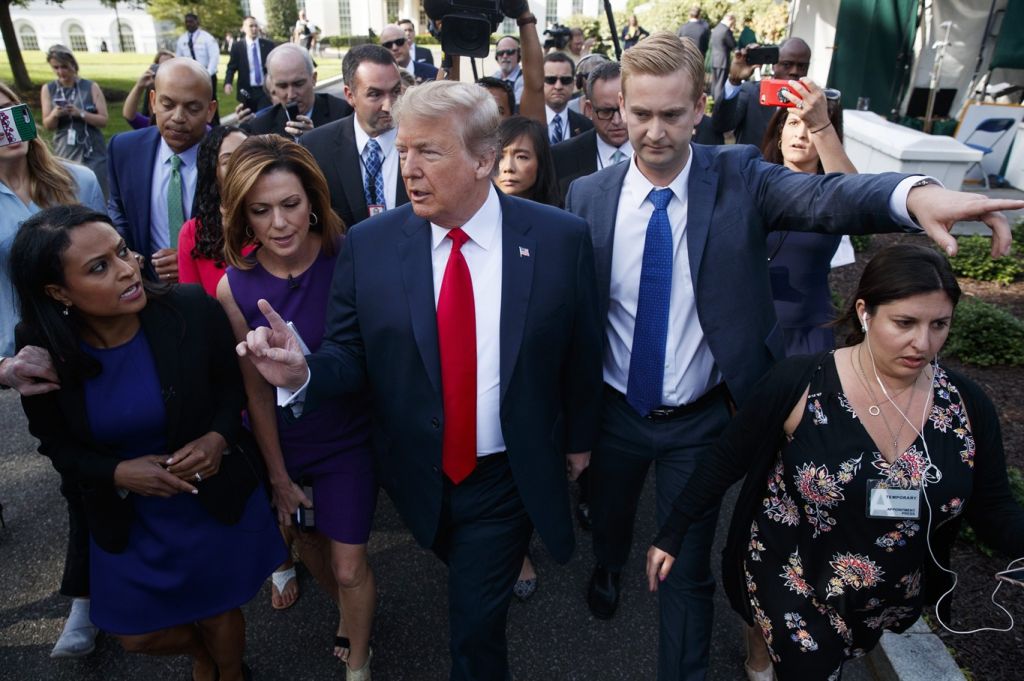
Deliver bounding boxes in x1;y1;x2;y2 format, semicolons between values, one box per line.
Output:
12;204;285;681
216;136;376;681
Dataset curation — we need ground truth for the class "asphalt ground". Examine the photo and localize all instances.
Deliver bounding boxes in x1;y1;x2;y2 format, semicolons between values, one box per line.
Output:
0;386;875;681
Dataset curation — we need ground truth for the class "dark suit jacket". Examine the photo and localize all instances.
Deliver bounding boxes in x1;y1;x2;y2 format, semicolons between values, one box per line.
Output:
242;92;353;136
551;129;598;201
552;109;593;142
17;286;262;553
299;114;409;228
712;79;777;147
107;126;201;279
677;21;710;56
564;144;914;406
224;37;275;101
411;60;438;83
710;23;736;69
304;192;603;562
411;44;435;65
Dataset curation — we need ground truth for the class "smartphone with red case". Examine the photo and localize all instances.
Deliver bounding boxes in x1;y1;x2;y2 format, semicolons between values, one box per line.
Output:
759;79;798;108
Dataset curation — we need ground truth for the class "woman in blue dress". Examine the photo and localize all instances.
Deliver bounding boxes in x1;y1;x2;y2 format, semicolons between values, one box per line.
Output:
11;205;286;681
759;81;857;358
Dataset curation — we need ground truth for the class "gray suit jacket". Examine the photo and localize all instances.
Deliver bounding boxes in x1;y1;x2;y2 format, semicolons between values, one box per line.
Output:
564;144;914;405
710;23;736;68
677;21;710;56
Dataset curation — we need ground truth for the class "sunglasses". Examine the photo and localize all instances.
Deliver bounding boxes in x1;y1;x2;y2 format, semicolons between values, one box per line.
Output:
544;76;574;86
495;49;518;57
382;37;407;50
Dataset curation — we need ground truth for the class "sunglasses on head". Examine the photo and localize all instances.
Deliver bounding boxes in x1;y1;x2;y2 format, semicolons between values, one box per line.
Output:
382;37;407;49
544;76;574;86
495;49;518;57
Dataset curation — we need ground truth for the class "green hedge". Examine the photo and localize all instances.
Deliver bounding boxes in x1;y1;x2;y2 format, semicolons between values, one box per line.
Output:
945;296;1024;367
947;235;1024;285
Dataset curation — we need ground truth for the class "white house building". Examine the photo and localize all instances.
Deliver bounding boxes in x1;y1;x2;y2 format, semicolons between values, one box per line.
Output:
0;0;163;55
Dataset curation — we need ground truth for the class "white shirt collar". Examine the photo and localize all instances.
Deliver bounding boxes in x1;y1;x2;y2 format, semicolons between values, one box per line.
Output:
353;118;398;158
622;144;693;210
595;135;633;166
157;136;200;167
430;185;501;252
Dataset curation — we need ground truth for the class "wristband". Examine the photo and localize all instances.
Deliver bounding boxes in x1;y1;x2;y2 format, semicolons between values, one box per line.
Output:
809;122;832;134
517;14;537;27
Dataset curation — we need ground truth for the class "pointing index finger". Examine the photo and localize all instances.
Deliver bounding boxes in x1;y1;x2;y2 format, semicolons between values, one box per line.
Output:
257;298;290;334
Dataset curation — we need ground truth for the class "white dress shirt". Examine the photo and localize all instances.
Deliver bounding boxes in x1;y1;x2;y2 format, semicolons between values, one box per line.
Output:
245;37;264;85
353;119;399;211
430;186;505;456
595;136;633;171
176;29;220;76
149;138;200;252
492;66;524;105
605;153;721;407
545;106;570;143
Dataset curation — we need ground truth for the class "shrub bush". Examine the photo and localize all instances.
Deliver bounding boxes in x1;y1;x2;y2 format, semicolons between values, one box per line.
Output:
947;235;1024;284
944;296;1024;367
849;234;872;253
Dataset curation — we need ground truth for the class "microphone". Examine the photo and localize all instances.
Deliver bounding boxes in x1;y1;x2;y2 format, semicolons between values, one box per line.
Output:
287;274;299;290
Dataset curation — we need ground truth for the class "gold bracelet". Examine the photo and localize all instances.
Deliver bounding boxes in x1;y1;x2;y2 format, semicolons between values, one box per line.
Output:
810;122;832;134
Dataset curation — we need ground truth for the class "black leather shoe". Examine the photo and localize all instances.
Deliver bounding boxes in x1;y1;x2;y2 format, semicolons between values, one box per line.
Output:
587;565;620;619
576;501;592;531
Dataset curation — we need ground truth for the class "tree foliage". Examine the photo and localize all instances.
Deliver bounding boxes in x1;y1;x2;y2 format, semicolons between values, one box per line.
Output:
264;0;298;44
148;0;242;44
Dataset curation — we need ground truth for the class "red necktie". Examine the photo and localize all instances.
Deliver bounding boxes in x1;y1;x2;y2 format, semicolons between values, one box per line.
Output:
437;228;477;484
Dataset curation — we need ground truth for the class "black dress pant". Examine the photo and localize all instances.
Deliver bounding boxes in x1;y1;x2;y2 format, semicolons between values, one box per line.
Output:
431;453;533;681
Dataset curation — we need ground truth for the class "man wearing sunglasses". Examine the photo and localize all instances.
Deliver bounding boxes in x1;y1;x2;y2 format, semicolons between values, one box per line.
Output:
380;24;438;85
544;52;592;146
552;61;632;201
712;36;812;146
491;36;524;108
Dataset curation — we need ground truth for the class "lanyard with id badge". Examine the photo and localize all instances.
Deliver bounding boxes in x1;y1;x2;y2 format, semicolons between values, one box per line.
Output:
866;479;921;520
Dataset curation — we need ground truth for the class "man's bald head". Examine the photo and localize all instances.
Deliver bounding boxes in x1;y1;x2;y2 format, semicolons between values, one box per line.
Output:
150;57;214;153
381;24;411;67
774;37;811;81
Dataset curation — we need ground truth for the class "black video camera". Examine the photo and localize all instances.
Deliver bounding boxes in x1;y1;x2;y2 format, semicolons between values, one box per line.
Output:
424;0;504;58
544;24;572;51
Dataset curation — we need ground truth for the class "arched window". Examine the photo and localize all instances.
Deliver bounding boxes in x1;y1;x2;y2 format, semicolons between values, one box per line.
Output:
68;23;88;52
18;24;39;51
116;21;136;53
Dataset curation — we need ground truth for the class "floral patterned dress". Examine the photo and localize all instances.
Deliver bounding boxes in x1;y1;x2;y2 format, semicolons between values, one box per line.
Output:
744;353;974;680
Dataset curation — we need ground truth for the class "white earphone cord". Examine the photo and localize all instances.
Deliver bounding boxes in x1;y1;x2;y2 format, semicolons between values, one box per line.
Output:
863;319;1019;635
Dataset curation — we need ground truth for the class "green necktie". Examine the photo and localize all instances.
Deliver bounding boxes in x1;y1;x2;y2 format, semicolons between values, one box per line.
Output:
167;154;184;248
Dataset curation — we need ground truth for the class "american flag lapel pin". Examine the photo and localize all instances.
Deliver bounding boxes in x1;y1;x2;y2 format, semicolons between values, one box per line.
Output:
519;246;530;258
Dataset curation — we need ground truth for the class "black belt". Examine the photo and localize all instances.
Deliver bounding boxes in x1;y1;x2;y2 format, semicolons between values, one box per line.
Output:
605;383;730;422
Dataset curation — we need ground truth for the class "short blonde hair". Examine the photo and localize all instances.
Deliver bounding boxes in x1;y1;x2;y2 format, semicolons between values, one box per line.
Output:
394;80;500;160
621;31;705;103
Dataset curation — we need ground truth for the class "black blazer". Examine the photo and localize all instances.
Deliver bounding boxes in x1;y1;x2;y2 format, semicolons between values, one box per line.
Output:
304;192;603;563
551;129;599;202
224;37;275;100
243;92;353;136
562;108;594;140
17;286;262;553
411;43;435;66
299;114;409;228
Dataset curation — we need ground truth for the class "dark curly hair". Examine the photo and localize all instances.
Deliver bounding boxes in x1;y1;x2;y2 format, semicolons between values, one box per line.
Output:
191;125;247;266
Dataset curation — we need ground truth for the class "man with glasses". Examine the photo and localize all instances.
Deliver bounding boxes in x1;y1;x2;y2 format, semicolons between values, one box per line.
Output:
491;36;524;108
553;61;631;201
544;52;592;146
712;37;812;146
380;24;438;84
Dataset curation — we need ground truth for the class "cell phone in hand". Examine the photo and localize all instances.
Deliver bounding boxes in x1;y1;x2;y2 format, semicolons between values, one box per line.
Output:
759;79;798;108
745;45;780;66
293;479;315;532
285;102;301;121
0;104;38;148
52;93;67;109
996;567;1024;588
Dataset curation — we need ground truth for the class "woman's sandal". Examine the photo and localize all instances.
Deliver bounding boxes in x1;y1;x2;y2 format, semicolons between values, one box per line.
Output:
270;566;299;610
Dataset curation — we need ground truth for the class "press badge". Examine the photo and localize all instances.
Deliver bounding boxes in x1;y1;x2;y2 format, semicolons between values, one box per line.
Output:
866;480;921;520
66;127;77;146
367;204;384;216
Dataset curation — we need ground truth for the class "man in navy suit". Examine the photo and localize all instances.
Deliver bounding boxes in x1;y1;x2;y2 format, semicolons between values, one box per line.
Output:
240;80;602;681
564;32;1019;681
381;24;438;84
107;58;216;283
224;16;275;112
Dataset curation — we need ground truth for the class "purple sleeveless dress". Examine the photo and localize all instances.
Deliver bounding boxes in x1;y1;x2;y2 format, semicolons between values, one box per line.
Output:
227;249;376;544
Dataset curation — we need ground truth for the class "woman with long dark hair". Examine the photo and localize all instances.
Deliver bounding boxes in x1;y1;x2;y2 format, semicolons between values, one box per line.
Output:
648;246;1024;681
494;115;560;208
12;205;285;681
177;125;248;295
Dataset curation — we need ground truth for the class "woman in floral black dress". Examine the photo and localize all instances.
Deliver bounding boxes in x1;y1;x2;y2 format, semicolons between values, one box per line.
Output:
647;245;1024;680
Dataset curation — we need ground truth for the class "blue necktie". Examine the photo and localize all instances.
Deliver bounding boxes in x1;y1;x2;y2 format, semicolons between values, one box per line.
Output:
550;114;563;146
251;41;262;86
626;188;674;417
363;139;385;209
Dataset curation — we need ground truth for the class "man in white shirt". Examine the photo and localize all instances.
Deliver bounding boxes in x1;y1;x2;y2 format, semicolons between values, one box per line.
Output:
564;32;1020;681
175;13;220;125
543;52;592;146
238;79;602;681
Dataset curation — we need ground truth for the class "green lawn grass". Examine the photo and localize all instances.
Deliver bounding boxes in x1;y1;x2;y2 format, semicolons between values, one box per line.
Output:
0;51;343;143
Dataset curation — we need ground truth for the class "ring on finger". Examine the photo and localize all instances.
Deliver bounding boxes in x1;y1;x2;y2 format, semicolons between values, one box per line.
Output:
194;472;203;483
